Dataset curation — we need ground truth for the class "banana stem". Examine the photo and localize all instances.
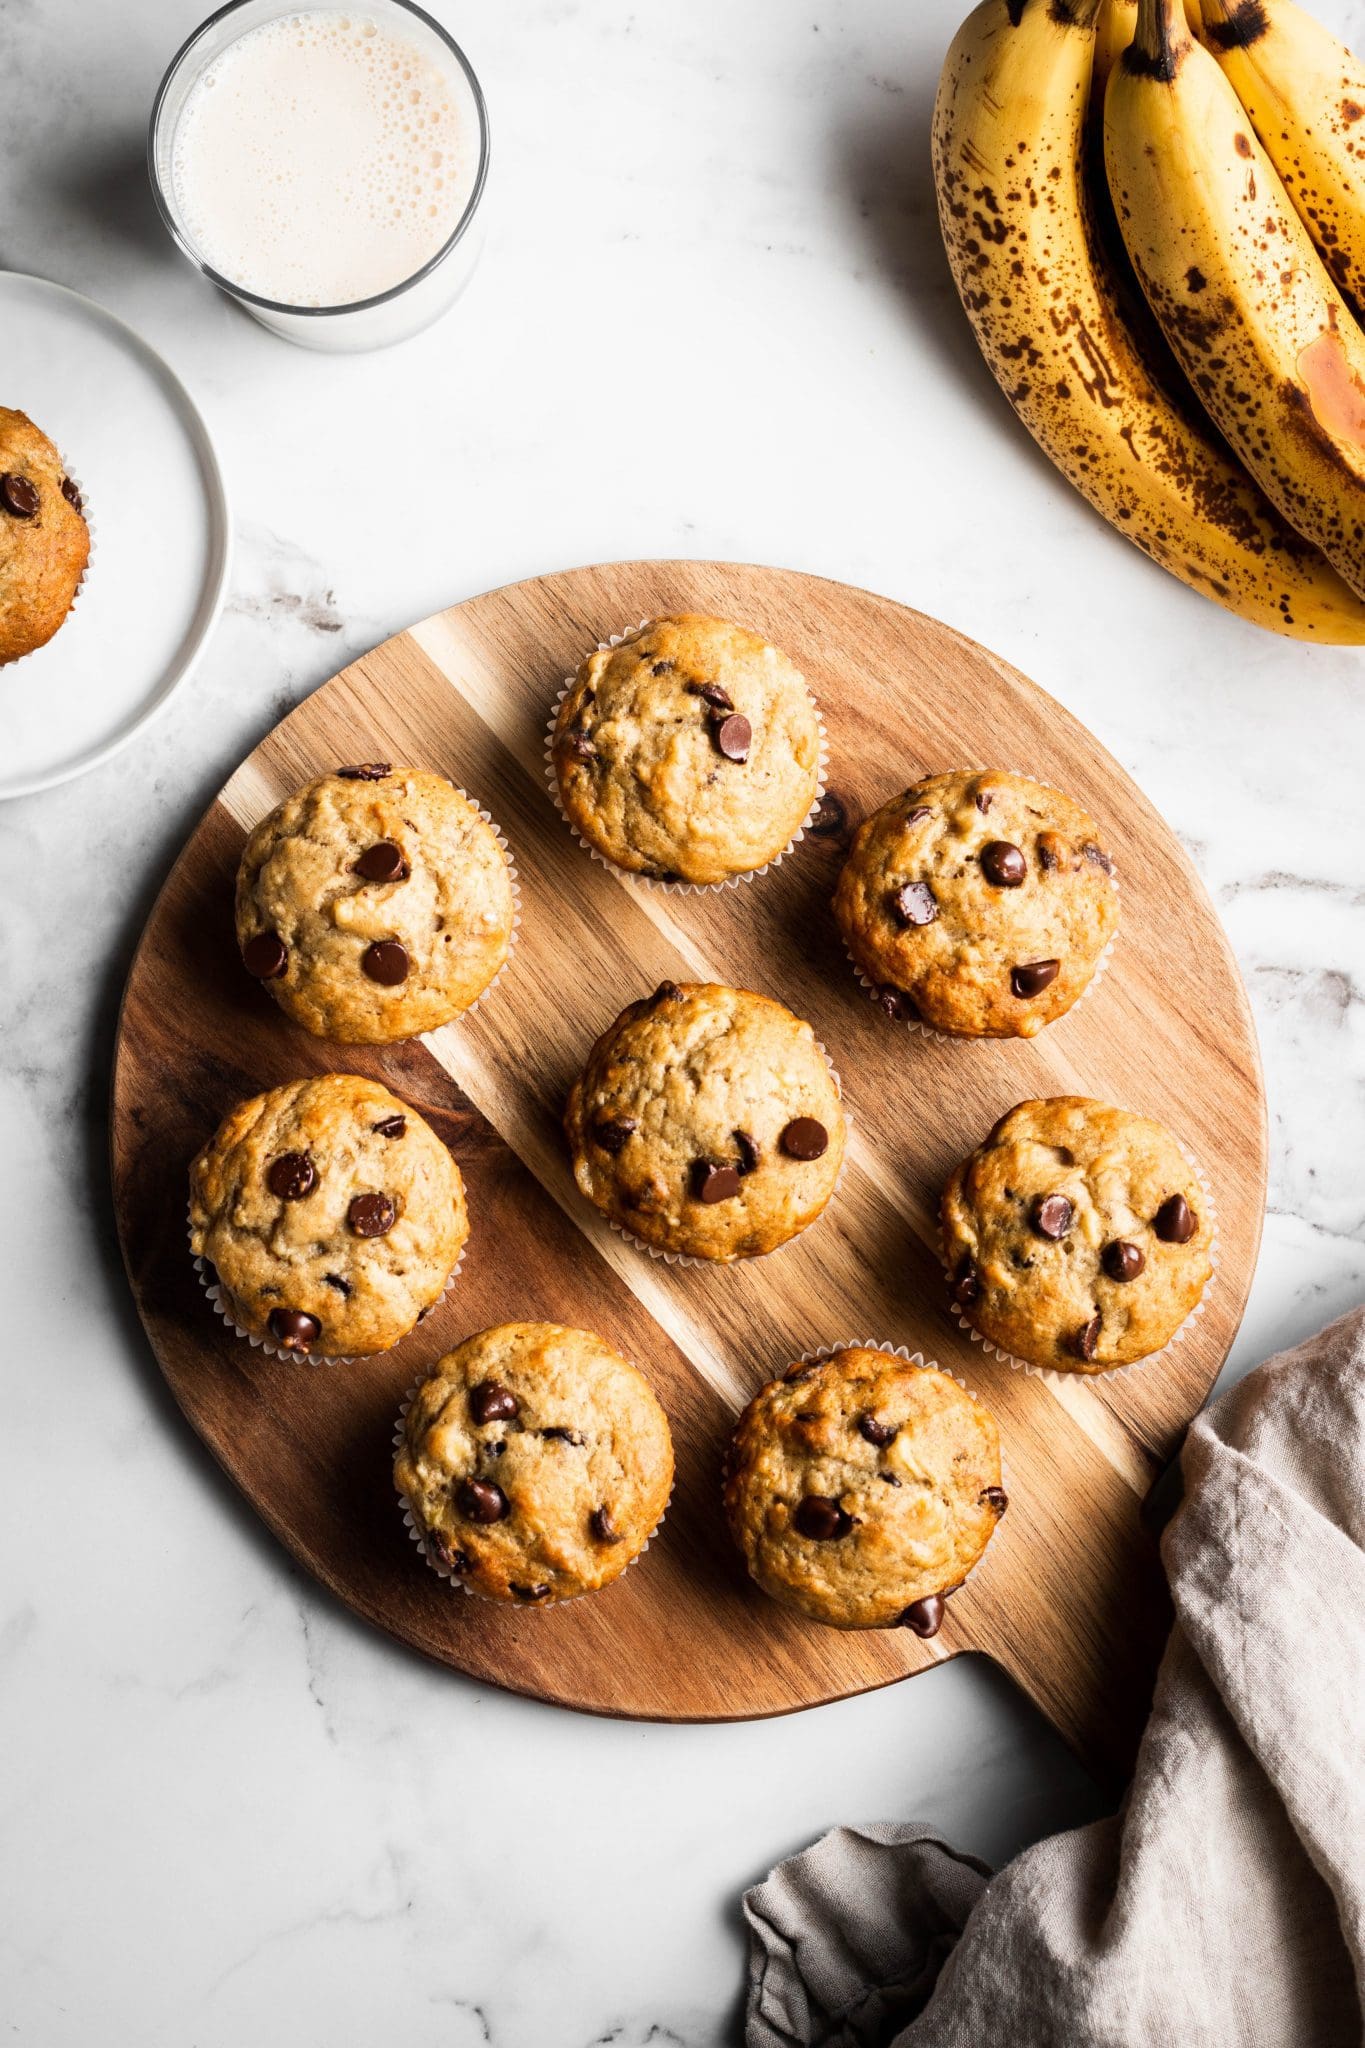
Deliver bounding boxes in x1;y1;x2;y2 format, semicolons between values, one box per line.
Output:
1132;0;1194;70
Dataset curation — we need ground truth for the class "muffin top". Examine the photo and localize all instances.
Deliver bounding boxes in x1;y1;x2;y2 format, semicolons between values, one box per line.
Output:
551;614;821;885
395;1322;674;1604
189;1073;468;1359
941;1096;1214;1374
833;769;1118;1038
564;979;846;1262
724;1348;1004;1632
235;766;515;1044
0;407;89;666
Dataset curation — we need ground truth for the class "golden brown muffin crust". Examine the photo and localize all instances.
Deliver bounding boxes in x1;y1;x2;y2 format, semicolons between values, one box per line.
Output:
0;408;89;665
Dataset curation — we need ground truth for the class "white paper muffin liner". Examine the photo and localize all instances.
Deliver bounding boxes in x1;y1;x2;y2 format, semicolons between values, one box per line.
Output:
544;618;829;895
940;1146;1219;1388
604;1037;848;1268
734;1338;1009;1631
393;1367;673;1604
843;767;1121;1043
192;1236;467;1369
0;453;94;670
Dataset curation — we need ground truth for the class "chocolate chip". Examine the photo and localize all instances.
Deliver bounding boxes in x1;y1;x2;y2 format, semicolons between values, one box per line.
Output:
857;1413;898;1447
780;1117;829;1161
974;791;992;813
428;1533;471;1574
733;1129;760;1176
457;1478;508;1523
590;1506;622;1545
1038;837;1062;872
649;980;683;1006
485;1439;507;1459
1083;841;1116;875
372;1114;406;1138
0;473;38;518
563;732;596;761
794;1495;853;1541
511;1582;551;1601
470;1382;518;1425
354;840;409;883
60;476;82;513
876;986;918;1021
688;680;733;711
266;1151;315;1201
981;1485;1009;1514
267;1308;320;1354
1102;1239;1146;1282
691;1158;742;1203
593;1117;638;1154
362;940;409;985
783;1360;815;1382
541;1426;585;1445
242;930;288;980
808;792;848;838
323;1273;351;1296
650;659;674;675
1075;1315;1102;1362
880;1471;903;1487
905;803;932;825
347;1191;396;1237
1030;1193;1073;1240
900;1594;945;1637
980;841;1027;888
711;713;751;762
1010;958;1060;999
890;881;938;927
1154;1194;1197;1243
951;1260;981;1307
336;762;391;780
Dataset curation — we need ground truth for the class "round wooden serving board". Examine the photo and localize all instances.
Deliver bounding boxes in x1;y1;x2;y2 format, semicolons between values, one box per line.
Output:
112;561;1265;1781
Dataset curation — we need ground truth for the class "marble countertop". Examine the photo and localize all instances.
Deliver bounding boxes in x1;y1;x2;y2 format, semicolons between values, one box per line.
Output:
3;0;1362;2041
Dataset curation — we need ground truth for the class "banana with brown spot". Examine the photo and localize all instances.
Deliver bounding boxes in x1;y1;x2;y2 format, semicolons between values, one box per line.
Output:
932;0;1365;638
1106;0;1365;602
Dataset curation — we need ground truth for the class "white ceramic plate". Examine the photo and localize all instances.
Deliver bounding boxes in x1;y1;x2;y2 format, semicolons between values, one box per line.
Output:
0;273;230;798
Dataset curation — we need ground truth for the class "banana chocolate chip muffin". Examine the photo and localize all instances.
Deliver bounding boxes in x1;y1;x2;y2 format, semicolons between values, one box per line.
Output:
550;614;822;885
834;769;1118;1037
395;1322;674;1604
724;1347;1005;1634
235;765;515;1044
941;1096;1214;1374
564;980;846;1262
0;408;89;665
189;1073;468;1359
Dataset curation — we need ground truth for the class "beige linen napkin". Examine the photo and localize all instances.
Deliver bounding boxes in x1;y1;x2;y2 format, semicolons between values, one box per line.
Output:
744;1305;1365;2048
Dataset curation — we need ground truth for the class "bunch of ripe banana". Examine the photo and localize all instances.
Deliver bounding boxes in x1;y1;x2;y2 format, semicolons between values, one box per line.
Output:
932;0;1365;641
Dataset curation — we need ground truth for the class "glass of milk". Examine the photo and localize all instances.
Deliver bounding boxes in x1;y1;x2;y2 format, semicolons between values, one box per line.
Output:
148;2;489;351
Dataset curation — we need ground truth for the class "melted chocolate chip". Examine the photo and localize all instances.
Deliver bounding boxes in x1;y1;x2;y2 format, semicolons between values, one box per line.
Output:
593;1116;638;1155
981;1485;1009;1514
974;791;993;814
1038;837;1062;872
60;476;82;513
429;1535;471;1574
323;1273;351;1296
880;1471;903;1487
650;659;674;675
808;791;849;839
691;1158;742;1203
1075;1315;1102;1362
372;1114;406;1138
905;803;932;825
951;1260;981;1307
541;1426;585;1445
266;1151;315;1201
1011;958;1060;999
891;881;938;928
1030;1193;1073;1240
242;930;288;980
347;1191;396;1237
336;762;391;780
1102;1239;1146;1282
780;1117;829;1161
857;1413;898;1447
689;680;733;711
1154;1193;1197;1244
876;986;918;1022
458;1478;508;1524
900;1594;945;1637
354;840;409;884
590;1506;622;1545
980;840;1027;888
563;732;597;761
733;1129;760;1176
0;473;39;518
649;980;683;1007
794;1494;854;1541
267;1308;321;1354
711;713;752;762
1083;842;1116;876
362;940;409;985
470;1382;518;1425
783;1360;815;1383
511;1582;551;1601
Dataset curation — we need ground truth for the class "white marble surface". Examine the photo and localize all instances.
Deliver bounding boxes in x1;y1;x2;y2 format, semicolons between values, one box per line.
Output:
3;1;1363;2041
